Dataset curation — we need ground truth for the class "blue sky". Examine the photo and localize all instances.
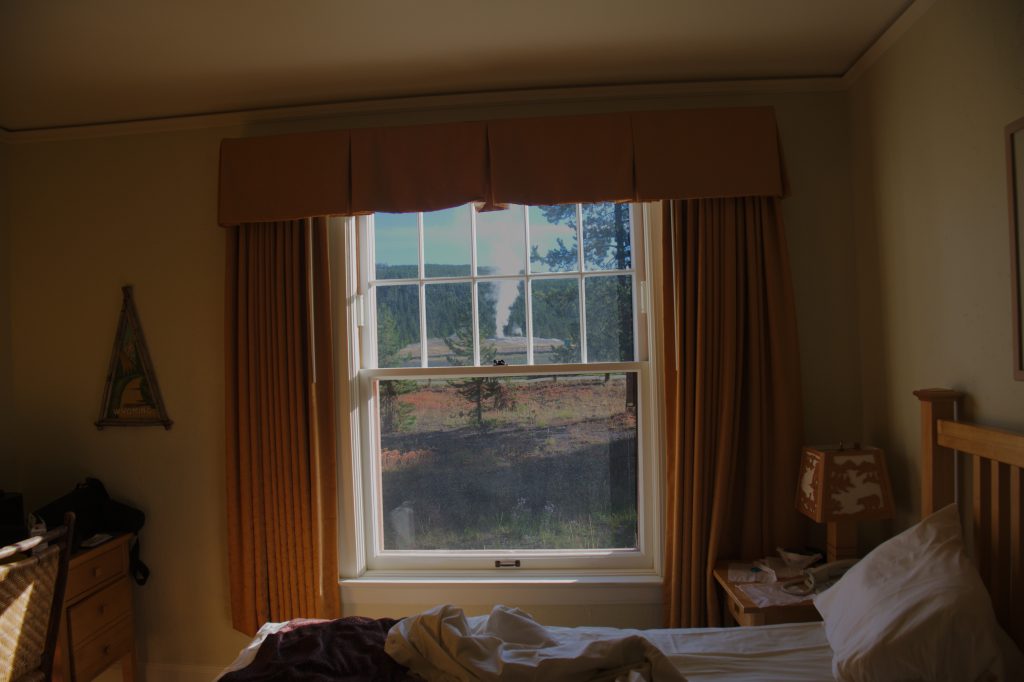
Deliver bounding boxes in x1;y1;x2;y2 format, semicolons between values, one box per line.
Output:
373;204;578;275
374;204;592;340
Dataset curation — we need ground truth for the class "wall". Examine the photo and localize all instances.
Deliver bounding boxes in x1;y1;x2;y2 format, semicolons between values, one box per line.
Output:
5;128;246;678
3;89;858;677
851;0;1024;531
0;141;14;488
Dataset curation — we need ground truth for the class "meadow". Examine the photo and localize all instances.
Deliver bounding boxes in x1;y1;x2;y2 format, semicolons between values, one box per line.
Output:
378;373;638;551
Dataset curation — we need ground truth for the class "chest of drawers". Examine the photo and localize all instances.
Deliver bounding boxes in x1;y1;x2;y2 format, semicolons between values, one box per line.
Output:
53;534;137;682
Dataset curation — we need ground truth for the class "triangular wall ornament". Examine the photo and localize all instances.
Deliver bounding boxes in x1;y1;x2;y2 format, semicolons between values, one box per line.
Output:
96;286;173;430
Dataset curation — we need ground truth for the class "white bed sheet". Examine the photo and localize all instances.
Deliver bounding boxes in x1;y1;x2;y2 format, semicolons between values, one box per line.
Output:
623;623;832;681
220;619;835;681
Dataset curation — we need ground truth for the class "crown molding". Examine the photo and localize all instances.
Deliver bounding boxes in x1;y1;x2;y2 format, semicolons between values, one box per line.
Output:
0;76;843;143
0;0;934;143
843;0;936;87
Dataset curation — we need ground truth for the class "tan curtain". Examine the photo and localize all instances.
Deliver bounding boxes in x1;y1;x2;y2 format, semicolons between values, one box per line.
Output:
661;197;804;627
225;218;340;636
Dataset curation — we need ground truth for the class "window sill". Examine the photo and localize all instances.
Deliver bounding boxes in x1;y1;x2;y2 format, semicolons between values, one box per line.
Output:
340;572;662;608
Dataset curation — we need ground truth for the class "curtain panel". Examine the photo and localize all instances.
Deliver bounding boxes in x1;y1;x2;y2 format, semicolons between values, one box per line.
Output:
661;197;804;628
218;107;785;226
225;219;340;635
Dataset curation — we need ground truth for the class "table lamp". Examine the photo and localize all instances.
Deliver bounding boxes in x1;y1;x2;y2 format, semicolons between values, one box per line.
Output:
795;443;894;562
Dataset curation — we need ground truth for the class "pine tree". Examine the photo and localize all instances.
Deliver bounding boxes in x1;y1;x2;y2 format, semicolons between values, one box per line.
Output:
527;203;633;363
377;306;416;433
443;326;515;427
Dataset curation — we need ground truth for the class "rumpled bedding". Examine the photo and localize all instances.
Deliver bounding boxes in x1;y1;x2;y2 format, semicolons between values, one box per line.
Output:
218;609;836;681
385;604;687;682
217;616;417;681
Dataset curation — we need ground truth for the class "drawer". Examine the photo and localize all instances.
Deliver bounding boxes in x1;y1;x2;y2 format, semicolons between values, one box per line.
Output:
67;542;126;601
68;577;132;642
72;614;133;682
727;593;744;623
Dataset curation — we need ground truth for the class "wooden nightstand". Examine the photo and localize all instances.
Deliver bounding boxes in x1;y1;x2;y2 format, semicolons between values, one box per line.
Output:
53;534;137;681
712;561;821;626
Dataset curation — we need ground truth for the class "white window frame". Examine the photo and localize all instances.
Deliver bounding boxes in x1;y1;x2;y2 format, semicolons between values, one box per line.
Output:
336;203;664;578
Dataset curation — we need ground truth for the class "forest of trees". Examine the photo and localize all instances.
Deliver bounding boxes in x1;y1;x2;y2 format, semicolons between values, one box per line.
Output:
374;203;634;368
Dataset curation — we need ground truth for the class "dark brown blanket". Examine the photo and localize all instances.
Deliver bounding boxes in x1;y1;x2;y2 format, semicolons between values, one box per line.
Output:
220;616;418;682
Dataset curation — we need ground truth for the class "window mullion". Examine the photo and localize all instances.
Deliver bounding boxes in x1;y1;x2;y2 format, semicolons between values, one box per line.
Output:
576;203;588;364
579;272;587;364
576;204;585;272
417;211;425;280
470;205;481;366
364;360;643;381
633;205;642;363
418;212;428;368
373;271;627;286
524;206;535;365
364;215;378;369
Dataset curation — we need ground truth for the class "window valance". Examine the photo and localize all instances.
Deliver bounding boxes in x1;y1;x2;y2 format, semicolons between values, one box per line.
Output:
218;106;784;226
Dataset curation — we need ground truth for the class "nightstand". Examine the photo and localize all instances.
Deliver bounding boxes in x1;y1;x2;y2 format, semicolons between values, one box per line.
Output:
53;534;137;681
712;561;821;626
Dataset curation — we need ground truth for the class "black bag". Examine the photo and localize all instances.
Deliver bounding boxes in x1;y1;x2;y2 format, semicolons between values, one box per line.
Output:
36;478;150;585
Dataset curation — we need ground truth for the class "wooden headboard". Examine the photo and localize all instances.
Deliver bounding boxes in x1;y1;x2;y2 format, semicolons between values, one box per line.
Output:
915;389;1024;650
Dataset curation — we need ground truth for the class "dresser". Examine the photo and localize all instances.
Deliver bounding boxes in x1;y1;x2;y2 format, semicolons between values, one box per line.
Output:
53;534;137;682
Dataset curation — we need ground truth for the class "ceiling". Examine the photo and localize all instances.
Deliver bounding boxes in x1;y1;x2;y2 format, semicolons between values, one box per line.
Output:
0;0;915;132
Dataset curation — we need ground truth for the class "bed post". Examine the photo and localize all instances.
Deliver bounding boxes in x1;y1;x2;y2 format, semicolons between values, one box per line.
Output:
913;389;964;515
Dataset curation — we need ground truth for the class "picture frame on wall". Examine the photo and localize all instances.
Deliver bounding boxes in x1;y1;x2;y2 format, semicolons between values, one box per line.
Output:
96;285;173;429
1008;116;1024;381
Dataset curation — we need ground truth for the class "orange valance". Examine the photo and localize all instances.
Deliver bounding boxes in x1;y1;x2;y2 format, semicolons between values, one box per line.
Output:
219;131;351;224
218;107;784;226
632;109;785;201
351;121;489;214
487;113;635;206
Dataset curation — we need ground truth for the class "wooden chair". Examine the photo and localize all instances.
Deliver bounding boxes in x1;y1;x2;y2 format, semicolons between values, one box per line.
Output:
0;513;74;682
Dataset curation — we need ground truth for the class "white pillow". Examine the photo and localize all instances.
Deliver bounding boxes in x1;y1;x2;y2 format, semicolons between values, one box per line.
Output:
814;503;1023;681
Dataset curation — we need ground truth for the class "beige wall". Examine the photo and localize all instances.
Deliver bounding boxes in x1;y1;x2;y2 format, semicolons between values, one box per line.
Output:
2;90;858;675
0;142;13;482
851;0;1024;531
5;128;250;672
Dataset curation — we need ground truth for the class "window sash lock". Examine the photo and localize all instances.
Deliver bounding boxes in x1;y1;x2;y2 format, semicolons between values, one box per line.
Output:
495;560;522;568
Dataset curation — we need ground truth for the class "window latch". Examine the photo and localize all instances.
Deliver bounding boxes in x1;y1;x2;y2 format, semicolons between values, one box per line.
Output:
494;560;521;568
354;294;365;327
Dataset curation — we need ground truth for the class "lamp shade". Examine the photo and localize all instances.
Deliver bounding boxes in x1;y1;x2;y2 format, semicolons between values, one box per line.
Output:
796;445;894;523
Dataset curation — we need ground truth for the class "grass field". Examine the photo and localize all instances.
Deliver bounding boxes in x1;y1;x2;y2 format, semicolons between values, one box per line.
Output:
378;373;638;551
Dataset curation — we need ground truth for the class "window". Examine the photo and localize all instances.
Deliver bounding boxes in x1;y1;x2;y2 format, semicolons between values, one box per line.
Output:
345;202;660;574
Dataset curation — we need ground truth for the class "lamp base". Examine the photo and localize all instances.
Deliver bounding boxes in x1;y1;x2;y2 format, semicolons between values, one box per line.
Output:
827;521;858;562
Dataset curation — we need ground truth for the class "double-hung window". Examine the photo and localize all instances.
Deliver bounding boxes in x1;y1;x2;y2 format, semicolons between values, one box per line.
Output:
346;201;660;574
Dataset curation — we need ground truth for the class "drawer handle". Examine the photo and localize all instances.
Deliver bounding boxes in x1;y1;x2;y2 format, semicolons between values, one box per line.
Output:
102;644;110;655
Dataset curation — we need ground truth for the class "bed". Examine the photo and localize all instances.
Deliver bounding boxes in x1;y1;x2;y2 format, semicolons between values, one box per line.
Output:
219;388;1024;681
